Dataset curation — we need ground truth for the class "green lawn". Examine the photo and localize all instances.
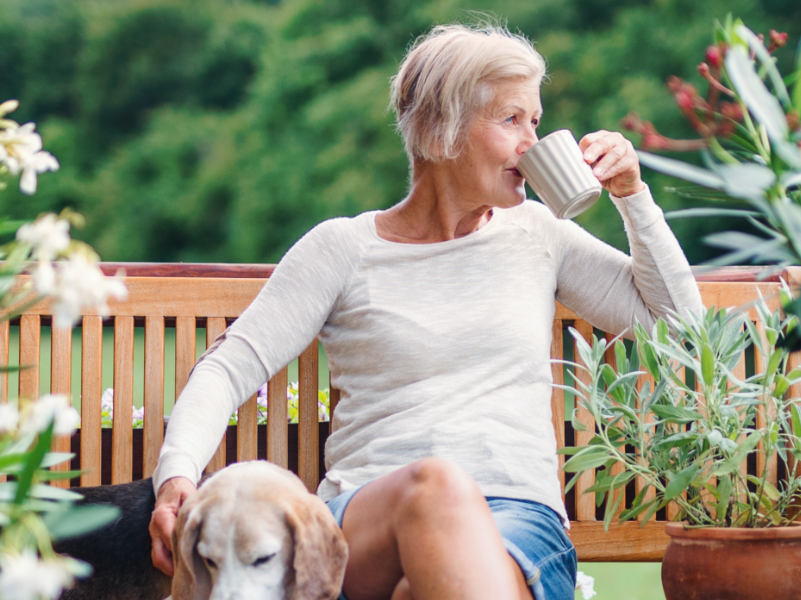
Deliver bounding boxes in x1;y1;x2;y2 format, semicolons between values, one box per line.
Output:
577;563;665;599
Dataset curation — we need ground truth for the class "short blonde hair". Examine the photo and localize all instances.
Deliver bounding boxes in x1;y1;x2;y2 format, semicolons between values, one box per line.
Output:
390;23;546;162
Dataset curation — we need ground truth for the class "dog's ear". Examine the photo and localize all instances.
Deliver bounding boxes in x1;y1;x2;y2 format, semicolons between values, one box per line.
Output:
285;495;349;600
172;500;213;600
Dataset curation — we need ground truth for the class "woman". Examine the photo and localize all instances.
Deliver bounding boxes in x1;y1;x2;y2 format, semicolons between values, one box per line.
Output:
149;24;702;600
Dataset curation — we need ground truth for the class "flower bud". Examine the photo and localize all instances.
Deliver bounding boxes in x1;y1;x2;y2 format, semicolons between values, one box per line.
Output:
621;112;640;131
0;99;19;117
697;62;710;77
769;30;788;49
720;102;743;122
675;89;694;111
705;45;722;69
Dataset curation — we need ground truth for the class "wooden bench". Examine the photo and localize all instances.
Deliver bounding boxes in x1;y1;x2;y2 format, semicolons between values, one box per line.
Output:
1;263;798;562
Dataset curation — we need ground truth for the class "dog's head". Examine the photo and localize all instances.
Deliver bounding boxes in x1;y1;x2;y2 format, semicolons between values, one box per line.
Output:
171;462;348;600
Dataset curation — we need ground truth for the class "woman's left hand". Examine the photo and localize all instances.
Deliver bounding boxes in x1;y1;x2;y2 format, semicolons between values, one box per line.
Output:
579;130;645;198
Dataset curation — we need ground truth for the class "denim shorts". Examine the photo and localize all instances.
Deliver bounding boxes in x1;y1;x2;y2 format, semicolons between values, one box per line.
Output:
326;487;577;600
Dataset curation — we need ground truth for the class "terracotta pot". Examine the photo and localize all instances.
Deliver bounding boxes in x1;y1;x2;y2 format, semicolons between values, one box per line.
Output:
662;522;801;600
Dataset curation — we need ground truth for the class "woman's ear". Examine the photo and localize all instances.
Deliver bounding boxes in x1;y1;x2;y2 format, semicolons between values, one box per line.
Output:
285;495;348;600
172;499;213;600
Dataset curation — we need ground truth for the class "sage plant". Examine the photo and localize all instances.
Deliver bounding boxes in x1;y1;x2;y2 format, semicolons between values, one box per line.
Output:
560;289;801;528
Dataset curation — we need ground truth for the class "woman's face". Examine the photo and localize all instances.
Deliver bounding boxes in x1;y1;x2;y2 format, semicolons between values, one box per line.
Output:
452;78;542;210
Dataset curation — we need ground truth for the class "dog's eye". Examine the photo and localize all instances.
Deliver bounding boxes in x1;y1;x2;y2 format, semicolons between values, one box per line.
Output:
252;553;276;567
204;557;218;570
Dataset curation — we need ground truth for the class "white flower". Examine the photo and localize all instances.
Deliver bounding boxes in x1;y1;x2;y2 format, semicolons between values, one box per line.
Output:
16;214;70;261
0;122;59;195
575;571;596;599
0;551;74;600
21;394;80;436
0;403;19;433
31;261;57;295
132;405;145;423
51;254;127;328
18;150;59;195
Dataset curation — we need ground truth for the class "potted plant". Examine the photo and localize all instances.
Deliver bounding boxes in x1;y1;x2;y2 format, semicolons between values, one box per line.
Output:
574;18;801;599
560;289;801;599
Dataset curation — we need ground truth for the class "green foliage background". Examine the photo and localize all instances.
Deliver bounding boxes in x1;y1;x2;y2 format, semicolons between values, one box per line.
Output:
1;0;800;265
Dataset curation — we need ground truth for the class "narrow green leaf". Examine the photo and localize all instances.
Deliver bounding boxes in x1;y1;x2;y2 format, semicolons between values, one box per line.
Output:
619;497;657;522
665;463;700;501
701;343;714;386
716;475;732;521
43;505;121;541
563;451;611;473
637;151;725;189
15;423;53;505
604;490;624;532
651;405;703;423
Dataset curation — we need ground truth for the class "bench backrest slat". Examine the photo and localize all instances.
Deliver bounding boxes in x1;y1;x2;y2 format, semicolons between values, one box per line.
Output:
298;341;320;493
51;325;73;488
268;366;289;468
19;314;40;400
204;318;228;474
571;319;597;522
549;319;565;500
112;316;135;485
80;316;104;486
144;316;165;479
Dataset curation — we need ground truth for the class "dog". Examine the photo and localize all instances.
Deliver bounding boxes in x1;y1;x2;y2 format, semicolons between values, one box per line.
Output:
54;462;348;600
171;461;348;600
54;478;172;600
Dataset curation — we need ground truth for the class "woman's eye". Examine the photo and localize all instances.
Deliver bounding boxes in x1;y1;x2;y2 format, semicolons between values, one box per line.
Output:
505;115;515;124
204;557;218;570
531;118;539;127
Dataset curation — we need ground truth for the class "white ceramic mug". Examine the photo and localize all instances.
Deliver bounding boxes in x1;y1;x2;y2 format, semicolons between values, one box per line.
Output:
516;129;603;219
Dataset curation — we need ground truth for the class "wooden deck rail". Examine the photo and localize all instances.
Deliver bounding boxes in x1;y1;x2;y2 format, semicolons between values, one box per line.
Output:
1;263;799;562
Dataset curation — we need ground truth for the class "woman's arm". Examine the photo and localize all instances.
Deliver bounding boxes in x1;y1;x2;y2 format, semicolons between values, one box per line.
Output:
149;218;364;574
549;131;703;335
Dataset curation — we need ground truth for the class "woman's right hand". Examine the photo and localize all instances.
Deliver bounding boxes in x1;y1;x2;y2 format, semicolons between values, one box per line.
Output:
150;476;197;576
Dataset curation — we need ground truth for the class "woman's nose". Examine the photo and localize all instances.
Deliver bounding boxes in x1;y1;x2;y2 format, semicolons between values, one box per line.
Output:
518;126;538;154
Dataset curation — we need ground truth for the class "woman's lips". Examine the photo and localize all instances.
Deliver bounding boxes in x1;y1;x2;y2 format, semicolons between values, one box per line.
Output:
508;167;523;177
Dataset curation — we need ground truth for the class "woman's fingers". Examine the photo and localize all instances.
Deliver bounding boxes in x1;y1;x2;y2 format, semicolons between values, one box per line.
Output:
150;476;198;576
579;131;644;197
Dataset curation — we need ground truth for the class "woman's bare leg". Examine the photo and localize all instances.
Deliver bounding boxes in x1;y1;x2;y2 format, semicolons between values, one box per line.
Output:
339;458;534;600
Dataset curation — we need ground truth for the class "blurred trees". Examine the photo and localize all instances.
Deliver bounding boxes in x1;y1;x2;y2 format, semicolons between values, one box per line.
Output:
1;0;799;264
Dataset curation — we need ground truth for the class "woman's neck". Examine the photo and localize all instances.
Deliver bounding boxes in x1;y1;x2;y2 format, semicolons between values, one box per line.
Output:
374;161;493;244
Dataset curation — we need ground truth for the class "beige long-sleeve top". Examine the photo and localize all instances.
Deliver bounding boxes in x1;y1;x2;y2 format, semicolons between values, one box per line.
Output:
153;186;703;525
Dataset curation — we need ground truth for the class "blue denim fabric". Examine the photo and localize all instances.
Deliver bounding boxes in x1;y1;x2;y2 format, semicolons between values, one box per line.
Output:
325;488;577;600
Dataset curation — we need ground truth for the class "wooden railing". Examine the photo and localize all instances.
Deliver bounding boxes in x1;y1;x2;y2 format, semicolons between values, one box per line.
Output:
1;263;798;562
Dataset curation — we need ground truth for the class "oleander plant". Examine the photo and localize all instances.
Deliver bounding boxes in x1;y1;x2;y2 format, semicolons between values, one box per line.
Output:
0;100;127;600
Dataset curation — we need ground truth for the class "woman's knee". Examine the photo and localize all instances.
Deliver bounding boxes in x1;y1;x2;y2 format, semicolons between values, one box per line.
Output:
396;458;484;520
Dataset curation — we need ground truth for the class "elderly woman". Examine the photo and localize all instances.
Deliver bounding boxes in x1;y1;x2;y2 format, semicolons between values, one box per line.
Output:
149;24;702;600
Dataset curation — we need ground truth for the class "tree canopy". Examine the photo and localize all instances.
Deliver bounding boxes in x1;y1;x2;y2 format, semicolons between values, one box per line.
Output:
2;0;799;264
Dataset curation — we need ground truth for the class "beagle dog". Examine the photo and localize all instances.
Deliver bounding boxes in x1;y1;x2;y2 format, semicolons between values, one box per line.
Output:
171;461;348;600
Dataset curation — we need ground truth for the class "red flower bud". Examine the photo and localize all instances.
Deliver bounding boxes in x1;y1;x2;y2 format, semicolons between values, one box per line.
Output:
720;102;743;122
621;112;640;131
674;89;696;111
697;62;710;77
769;30;788;48
705;45;722;69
